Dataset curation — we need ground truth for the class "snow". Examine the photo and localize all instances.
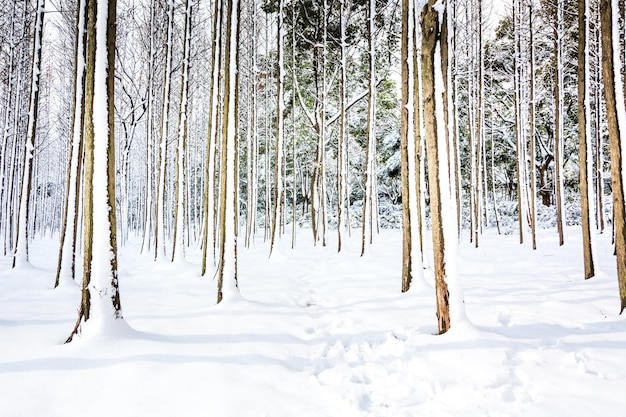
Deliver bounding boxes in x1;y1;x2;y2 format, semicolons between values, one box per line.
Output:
1;227;625;416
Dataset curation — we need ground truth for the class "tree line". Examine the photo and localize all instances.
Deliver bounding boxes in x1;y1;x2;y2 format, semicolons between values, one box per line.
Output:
0;0;624;338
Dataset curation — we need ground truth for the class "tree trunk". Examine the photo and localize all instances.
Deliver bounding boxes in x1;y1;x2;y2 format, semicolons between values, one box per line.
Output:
155;0;175;261
172;0;192;263
55;0;87;287
554;0;566;246
13;0;46;269
600;0;626;312
67;0;123;343
422;0;451;333
217;0;240;303
337;0;348;253
401;0;414;292
361;0;377;256
270;0;286;256
578;0;596;279
202;0;223;275
529;2;537;250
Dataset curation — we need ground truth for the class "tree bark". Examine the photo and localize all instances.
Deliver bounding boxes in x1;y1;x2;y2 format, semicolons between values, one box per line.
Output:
578;0;596;279
217;0;240;303
67;0;122;343
13;0;46;269
600;0;626;312
422;0;450;333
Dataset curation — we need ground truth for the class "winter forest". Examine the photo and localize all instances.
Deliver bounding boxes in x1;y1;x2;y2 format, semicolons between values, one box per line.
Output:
1;0;626;415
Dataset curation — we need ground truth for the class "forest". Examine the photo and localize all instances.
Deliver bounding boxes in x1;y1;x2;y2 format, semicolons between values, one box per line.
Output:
1;0;626;415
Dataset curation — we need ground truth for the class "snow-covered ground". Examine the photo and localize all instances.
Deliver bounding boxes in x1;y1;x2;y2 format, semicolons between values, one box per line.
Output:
1;227;625;416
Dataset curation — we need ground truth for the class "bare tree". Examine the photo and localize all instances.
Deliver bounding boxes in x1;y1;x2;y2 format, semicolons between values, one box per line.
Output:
13;0;46;269
217;0;240;303
67;0;123;342
600;0;626;312
55;0;87;287
578;0;596;279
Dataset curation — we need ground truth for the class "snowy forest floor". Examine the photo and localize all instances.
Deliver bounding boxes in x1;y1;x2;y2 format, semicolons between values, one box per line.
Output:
1;226;625;417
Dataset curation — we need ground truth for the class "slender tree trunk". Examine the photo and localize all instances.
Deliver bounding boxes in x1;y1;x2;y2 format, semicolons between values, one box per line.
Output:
474;0;484;247
554;0;566;246
594;6;606;234
361;0;377;256
529;2;537;250
401;0;415;292
55;0;87;287
201;0;223;275
448;0;462;240
245;0;258;249
291;1;298;249
141;0;157;254
217;0;240;303
579;0;596;279
422;0;453;333
0;1;20;255
600;0;626;312
337;0;348;253
13;0;46;269
155;0;175;261
513;0;528;244
172;0;193;262
67;0;123;343
270;0;286;256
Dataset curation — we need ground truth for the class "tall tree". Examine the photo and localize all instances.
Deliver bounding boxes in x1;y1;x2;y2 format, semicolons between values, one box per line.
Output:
67;0;123;342
201;0;224;275
513;0;530;245
337;0;349;253
361;0;378;256
422;0;464;333
217;0;240;303
270;0;286;256
13;0;46;269
172;0;193;263
578;0;596;279
600;0;626;312
400;0;418;292
154;0;175;261
55;0;87;287
529;1;538;250
554;0;566;246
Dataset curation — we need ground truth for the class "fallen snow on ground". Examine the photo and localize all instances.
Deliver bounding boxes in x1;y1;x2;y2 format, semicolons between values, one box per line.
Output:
1;227;625;416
